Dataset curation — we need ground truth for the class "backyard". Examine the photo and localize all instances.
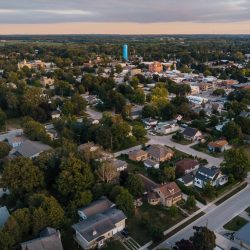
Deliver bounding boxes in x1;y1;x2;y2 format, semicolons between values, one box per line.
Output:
127;203;186;245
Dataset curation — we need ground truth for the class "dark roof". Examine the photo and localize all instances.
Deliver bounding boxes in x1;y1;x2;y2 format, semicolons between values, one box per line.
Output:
15;140;51;158
137;173;159;192
197;166;220;178
179;174;194;184
147;144;173;159
72;208;126;243
21;228;63;250
144;158;159;167
235;222;250;245
176;159;199;172
182;127;199;137
78;196;115;218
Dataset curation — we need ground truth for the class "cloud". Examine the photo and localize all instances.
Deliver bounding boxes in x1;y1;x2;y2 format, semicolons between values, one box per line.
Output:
0;0;250;24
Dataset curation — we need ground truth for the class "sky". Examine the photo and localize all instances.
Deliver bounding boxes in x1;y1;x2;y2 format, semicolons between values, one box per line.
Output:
0;0;250;34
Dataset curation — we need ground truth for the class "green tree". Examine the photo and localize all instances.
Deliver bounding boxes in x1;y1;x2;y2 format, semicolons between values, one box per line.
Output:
185;196;196;210
29;193;64;231
222;121;242;142
1;157;44;196
0;141;11;159
23;118;50;143
164;167;175;181
191;226;216;250
222;148;249;180
130;76;139;88
126;175;144;197
169;205;178;218
115;64;123;74
132;124;147;140
116;189;134;217
0;230;15;250
142;104;159;118
203;182;216;199
57;155;94;197
12;208;31;238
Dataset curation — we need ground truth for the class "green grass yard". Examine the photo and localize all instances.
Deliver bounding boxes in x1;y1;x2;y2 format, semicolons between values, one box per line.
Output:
127;204;186;245
223;216;248;231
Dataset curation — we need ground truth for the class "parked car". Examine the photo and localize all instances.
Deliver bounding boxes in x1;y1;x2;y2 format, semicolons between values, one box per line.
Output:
121;228;129;237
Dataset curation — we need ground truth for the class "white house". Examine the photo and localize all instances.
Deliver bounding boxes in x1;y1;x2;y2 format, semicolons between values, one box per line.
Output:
194;166;228;189
155;122;179;135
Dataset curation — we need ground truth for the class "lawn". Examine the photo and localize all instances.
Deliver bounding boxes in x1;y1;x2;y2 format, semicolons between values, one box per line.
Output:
172;138;192;145
191;143;223;158
127;203;186;245
223;216;248;231
103;240;126;250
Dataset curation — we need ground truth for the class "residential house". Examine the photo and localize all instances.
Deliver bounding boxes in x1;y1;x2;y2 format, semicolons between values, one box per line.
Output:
175;158;200;176
46;129;59;141
7;135;26;148
78;197;115;221
112;159;128;172
78;142;100;153
21;227;63;250
155;122;180;135
177;174;194;187
142;118;158;127
194;166;228;189
0;206;10;228
73;197;126;249
147;144;174;162
40;77;55;87
182;127;203;142
143;158;160;169
51;110;61;119
208;140;229;153
149;61;163;73
128;149;148;161
131;105;143;120
152;182;182;207
14;140;52;159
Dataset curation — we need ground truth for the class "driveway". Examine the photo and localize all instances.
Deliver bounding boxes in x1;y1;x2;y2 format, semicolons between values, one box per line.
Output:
86;106;103;120
155;184;250;249
0;129;23;142
148;134;223;167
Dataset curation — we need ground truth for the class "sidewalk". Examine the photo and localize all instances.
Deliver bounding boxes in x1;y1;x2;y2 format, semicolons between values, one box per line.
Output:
163;182;248;236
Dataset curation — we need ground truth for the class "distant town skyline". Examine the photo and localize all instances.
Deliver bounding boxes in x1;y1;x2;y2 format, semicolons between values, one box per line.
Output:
0;0;250;34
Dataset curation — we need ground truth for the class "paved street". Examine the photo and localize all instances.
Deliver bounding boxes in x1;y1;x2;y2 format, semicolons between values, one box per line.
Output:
148;134;223;166
0;129;23;141
156;185;250;249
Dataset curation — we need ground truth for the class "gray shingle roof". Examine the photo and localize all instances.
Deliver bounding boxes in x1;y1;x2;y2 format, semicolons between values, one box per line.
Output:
21;227;63;250
78;196;115;218
15;140;51;158
147;144;173;159
182;127;199;137
72;208;126;243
